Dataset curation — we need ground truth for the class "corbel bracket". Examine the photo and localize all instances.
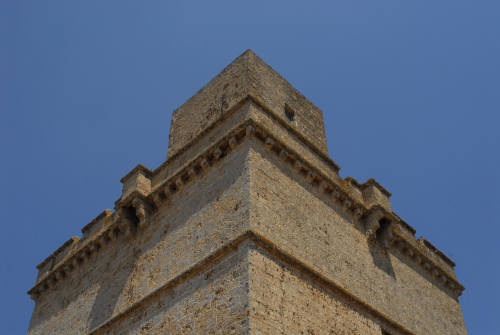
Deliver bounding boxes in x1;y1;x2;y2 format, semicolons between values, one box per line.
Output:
364;208;385;242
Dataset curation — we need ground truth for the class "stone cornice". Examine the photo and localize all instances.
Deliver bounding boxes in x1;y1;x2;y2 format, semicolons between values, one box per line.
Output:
248;94;341;172
153;95;341;179
365;206;464;299
36;236;80;271
418;237;456;268
88;231;416;335
148;119;360;217
28;118;464;301
81;209;113;237
146;119;464;299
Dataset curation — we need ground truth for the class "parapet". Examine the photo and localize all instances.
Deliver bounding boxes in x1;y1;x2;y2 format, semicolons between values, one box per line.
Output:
417;237;456;268
36;236;80;281
81;209;113;241
344;177;392;212
120;164;152;200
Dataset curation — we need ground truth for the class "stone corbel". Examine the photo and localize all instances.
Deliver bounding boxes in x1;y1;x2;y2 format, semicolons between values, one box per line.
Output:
378;225;395;249
364;208;385;242
115;206;134;237
132;197;149;229
246;125;255;136
228;137;237;149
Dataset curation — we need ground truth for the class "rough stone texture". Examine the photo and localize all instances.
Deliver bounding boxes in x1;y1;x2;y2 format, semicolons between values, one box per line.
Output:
28;50;467;335
120;164;152;199
153;101;339;190
28;140;252;335
247;140;466;334
96;241;251;335
167;49;328;160
249;244;382;335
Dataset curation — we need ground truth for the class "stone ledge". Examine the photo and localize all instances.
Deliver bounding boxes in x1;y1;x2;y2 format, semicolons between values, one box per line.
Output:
154;95;340;180
366;206;464;298
36;236;80;280
81;209;113;240
148;119;366;225
147;119;463;298
361;178;392;197
417;237;456;268
390;230;464;298
249;94;340;173
88;231;416;335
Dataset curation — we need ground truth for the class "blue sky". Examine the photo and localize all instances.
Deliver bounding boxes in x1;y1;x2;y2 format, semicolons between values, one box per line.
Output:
1;1;499;333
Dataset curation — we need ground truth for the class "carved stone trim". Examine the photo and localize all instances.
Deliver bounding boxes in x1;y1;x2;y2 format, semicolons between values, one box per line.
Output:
364;208;384;241
381;220;465;299
87;231;416;335
28;193;152;299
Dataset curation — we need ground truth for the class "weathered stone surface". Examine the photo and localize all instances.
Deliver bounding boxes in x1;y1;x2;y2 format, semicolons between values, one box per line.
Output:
96;241;251;335
247;140;466;334
28;50;467;335
167;49;328;160
120;164;152;200
249;244;382;335
28;140;252;335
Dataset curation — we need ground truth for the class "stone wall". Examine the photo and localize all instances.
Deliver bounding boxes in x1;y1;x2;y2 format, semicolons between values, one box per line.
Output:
249;244;383;335
248;140;467;335
28;141;252;334
95;240;251;335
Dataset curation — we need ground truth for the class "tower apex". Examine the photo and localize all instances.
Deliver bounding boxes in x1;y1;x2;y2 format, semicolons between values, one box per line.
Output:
167;49;328;159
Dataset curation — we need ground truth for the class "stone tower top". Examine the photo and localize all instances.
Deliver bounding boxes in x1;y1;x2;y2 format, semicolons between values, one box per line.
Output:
28;50;467;335
167;49;328;159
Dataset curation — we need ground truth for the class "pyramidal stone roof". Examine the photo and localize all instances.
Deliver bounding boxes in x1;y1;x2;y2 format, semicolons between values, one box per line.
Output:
167;49;328;159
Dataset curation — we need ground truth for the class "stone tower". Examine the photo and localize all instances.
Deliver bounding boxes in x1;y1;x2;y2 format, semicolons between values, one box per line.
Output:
28;50;467;334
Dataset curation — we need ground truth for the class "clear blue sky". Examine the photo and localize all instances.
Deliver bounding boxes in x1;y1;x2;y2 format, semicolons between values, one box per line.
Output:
1;1;498;334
